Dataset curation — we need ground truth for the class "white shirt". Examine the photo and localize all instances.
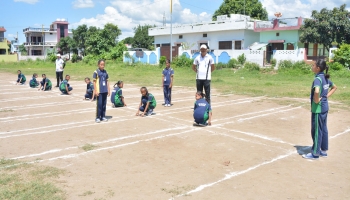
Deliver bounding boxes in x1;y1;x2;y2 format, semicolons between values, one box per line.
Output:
193;54;214;80
55;58;64;72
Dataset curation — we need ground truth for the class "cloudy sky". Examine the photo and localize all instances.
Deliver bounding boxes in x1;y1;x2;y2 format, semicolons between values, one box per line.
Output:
0;0;349;43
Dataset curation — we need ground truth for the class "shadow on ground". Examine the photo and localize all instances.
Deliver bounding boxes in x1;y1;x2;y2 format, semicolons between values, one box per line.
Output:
294;145;311;155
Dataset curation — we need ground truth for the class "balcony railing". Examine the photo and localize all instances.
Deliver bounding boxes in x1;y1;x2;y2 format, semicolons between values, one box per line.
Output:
23;27;73;33
255;17;302;30
24;42;57;46
255;21;273;29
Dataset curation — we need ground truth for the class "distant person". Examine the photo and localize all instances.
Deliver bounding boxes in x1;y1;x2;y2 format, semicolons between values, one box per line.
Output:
93;59;110;123
38;74;52;91
136;87;156;117
162;59;174;107
55;53;65;87
29;73;39;88
302;59;337;160
59;75;73;95
84;77;95;101
272;47;277;56
16;70;26;85
193;91;212;127
192;44;215;104
111;81;126;107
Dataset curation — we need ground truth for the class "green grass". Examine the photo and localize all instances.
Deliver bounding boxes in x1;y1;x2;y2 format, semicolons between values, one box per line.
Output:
1;60;350;106
80;143;97;151
0;158;66;200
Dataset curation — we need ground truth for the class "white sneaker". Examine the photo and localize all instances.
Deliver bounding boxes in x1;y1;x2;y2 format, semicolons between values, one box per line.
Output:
167;104;171;107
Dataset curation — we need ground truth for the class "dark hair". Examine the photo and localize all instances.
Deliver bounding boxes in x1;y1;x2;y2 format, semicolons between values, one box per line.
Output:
42;74;46;77
97;59;105;65
65;74;70;78
114;80;123;88
316;59;330;79
166;59;171;64
17;70;21;72
85;77;90;80
140;87;149;97
196;91;206;99
33;73;37;77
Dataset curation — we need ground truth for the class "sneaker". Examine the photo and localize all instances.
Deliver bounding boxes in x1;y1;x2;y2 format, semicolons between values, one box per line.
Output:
95;118;101;123
167;104;171;107
193;122;199;126
164;104;168;107
112;104;115;108
146;109;153;116
198;123;208;127
302;153;319;160
320;151;328;157
101;117;108;122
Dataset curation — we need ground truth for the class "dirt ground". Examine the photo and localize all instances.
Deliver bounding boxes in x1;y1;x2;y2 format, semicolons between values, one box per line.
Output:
0;72;349;200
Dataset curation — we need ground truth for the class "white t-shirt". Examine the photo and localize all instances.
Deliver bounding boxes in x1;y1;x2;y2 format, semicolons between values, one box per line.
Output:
55;58;64;72
193;54;214;80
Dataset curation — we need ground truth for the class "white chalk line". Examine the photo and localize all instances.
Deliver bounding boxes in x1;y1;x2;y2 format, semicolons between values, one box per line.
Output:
11;126;188;160
330;128;350;139
0;100;86;111
1;129;196;169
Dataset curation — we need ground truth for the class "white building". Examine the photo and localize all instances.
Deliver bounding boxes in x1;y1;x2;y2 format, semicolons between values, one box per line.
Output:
148;14;260;52
23;18;72;56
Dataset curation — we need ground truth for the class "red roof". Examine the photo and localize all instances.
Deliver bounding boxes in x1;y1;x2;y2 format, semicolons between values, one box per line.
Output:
0;27;6;32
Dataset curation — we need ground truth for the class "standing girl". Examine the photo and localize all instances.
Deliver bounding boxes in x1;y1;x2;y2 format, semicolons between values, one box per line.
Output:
303;59;337;160
136;87;156;117
193;91;212;126
162;59;174;107
111;81;127;107
93;60;110;123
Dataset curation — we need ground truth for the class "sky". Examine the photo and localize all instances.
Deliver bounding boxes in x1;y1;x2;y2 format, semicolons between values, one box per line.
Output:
0;0;349;43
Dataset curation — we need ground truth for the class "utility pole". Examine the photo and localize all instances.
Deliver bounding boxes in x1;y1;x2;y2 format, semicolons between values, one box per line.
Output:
170;0;173;62
42;24;44;59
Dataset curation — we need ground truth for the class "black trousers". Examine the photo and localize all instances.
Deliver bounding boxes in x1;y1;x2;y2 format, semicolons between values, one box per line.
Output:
56;71;63;87
196;79;211;104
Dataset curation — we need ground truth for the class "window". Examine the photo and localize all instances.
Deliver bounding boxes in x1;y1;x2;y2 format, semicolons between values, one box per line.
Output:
203;33;207;37
218;41;232;50
276;32;280;36
60;25;65;38
162;43;170;46
234;41;242;50
38;37;42;43
179;35;183;39
156;44;160;47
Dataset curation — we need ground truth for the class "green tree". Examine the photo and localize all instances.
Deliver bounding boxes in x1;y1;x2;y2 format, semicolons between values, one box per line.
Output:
300;4;350;52
85;24;122;56
72;24;88;55
123;37;134;45
57;36;75;59
212;0;268;21
132;24;155;50
18;44;27;55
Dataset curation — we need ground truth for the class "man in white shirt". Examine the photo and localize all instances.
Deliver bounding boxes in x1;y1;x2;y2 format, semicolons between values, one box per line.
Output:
192;44;215;104
55;53;64;87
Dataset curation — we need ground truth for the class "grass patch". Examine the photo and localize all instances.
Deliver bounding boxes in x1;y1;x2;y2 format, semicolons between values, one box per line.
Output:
0;158;65;200
79;190;94;196
0;109;14;113
161;185;195;198
1;61;350;105
80;144;97;151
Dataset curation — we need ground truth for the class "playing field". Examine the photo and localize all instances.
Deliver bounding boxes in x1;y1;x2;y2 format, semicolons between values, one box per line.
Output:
0;72;350;200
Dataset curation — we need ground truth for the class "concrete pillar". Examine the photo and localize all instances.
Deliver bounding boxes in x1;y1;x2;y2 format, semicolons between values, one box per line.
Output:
283;43;287;50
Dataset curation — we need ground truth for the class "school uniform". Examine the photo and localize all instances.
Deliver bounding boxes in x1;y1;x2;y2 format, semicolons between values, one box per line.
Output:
29;77;39;88
139;94;156;114
17;73;26;84
85;82;94;99
111;86;124;107
93;68;109;120
310;72;334;156
193;98;212;125
55;58;64;87
40;78;52;91
162;67;174;105
193;54;214;104
59;80;73;94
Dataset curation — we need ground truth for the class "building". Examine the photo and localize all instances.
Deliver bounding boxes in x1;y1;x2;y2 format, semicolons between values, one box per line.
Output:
23;18;72;56
254;17;327;62
0;26;17;62
149;14;260;59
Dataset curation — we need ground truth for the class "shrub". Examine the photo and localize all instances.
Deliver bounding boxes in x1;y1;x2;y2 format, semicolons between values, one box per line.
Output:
83;54;99;65
228;58;240;68
333;43;350;69
172;54;193;68
244;62;260;71
237;53;246;65
46;51;57;62
216;62;228;69
159;56;166;66
71;54;78;63
278;60;311;74
328;62;343;71
270;58;276;67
